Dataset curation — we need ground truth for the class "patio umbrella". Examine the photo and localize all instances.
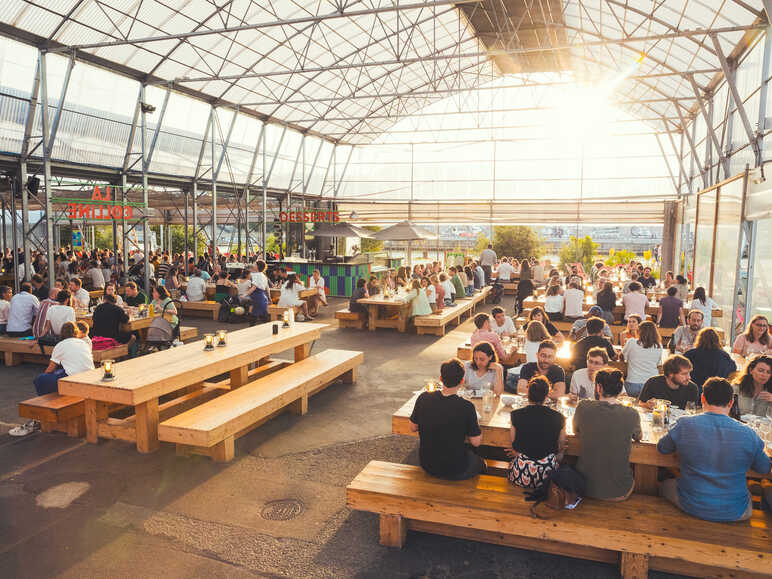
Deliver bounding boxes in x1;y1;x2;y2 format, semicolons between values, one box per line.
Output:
372;220;438;266
311;222;374;238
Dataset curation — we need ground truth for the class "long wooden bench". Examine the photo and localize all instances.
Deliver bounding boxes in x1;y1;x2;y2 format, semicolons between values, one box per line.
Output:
335;308;366;329
0;337;129;367
158;349;364;462
268;303;291;321
500;281;517;295
178;326;198;342
413;301;473;336
347;461;772;579
178;300;220;320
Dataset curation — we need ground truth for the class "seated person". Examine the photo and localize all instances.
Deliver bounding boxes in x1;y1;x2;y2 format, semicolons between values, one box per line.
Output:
621;320;663;398
657;377;771;522
278;273;313;320
123;281;148;307
639;267;657;290
562;282;584;322
495;258;515;282
639;354;699;410
528;307;565;344
670;309;704;354
544;284;564;321
6;282;39;337
507;376;566;488
32;321;94;396
405;279;432;318
185;269;207;302
307;269;327;316
236;270;253;304
569;306;613;341
622;281;648;321
516;340;566;399
347;277;369;320
732;315;770;357
617;314;640;346
490;306;515;338
30;273;49;301
85;261;105;290
570;346;609;400
214;272;235;302
683;328;736;391
409;358;484;480
657;285;684;329
733;354;772;417
102;283;124;308
91;293;136;346
41;290;76;338
463;342;504;396
515;275;535;316
574;368;642;500
0;285;10;334
524;320;550;363
470;313;519;367
449;267;466;299
33;287;59;338
570;316;616;370
68;278;90;309
440;272;455;305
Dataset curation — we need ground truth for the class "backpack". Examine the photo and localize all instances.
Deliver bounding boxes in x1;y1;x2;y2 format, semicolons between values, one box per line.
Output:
525;464;586;518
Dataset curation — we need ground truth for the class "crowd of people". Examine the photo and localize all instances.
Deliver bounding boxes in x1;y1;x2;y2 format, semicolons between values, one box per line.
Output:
408;251;771;524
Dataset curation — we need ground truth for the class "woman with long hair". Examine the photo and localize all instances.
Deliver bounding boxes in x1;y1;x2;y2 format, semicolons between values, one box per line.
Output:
544;284;564;321
463;341;504;395
621;320;662;398
278;273;313;320
617;314;641;346
734;355;772;416
528;307;564;344
405;278;432;317
684;328;736;390
525;320;550;363
596;281;617;325
733;315;770;357
507;376;566;489
689;286;718;327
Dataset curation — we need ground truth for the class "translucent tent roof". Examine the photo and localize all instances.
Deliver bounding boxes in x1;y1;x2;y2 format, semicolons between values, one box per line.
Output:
0;0;766;145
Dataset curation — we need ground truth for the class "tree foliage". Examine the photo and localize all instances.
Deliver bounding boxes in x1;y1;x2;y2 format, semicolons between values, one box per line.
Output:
360;226;384;253
474;232;491;254
491;226;542;260
559;235;599;273
604;248;637;267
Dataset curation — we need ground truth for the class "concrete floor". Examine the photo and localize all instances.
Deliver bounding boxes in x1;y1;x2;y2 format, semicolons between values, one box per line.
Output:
0;297;681;578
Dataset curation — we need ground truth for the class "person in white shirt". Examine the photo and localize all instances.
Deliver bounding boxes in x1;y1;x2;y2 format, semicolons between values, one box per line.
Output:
68;278;90;310
621;320;663;397
85;261;105;289
101;284;124;307
479;244;497;285
236;270;253;304
247;260;270;321
277;273;313;320
440;272;455;305
570;347;609;400
525;320;551;363
6;282;39;336
42;290;76;337
495;258;516;282
562;282;585;321
186;270;207;302
622;281;648;321
306;269;327;316
531;261;545;284
689;286;719;327
491;306;516;337
544;284;565;321
32;321;94;396
0;285;11;334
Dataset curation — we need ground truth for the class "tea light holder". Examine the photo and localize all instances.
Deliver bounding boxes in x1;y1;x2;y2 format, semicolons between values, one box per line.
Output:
203;333;215;351
216;329;227;347
102;359;115;382
282;310;290;328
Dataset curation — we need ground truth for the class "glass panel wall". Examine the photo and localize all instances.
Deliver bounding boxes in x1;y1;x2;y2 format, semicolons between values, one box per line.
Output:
749;218;772;322
712;178;744;338
693;190;716;290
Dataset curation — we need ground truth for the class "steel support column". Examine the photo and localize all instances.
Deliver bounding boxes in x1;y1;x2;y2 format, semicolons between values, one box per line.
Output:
677;104;707;189
261;129;267;257
193;183;198;259
757;28;772;161
140;85;151;293
210;107;217;259
39;51;55;286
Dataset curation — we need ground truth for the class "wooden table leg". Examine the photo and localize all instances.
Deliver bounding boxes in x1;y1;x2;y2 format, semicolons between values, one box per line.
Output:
230;366;249;388
368;304;377;332
398;307;407;333
294;342;311;362
135;399;160;454
633;464;659;496
84;399;108;444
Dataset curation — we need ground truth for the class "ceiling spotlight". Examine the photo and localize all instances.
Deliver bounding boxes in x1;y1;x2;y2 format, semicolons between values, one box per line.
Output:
140;102;156;114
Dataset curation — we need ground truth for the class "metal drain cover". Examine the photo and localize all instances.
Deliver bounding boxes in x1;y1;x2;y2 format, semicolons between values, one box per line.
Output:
260;498;304;521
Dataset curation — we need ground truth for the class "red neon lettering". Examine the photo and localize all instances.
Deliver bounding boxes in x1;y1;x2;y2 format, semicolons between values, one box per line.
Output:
77;204;92;218
333;211;340;222
279;212;288;222
67;203;78;219
110;206;122;219
124;207;133;219
91;186;103;201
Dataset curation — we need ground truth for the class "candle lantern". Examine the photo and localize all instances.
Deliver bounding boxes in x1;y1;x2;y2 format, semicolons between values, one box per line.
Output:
204;333;215;351
102;360;115;381
216;329;227;347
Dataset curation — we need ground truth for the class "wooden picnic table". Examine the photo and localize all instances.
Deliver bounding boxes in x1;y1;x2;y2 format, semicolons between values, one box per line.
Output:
522;295;722;320
58;322;325;453
392;392;771;495
269;287;317;303
357;293;412;333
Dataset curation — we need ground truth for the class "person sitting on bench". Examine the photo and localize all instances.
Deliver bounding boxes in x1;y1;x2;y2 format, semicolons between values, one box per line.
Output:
409;358;484;480
657;377;771;522
6;281;39;337
33;321;94;396
471;313;520;367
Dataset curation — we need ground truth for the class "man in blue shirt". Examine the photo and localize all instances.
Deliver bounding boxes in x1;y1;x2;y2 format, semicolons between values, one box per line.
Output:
657;377;771;522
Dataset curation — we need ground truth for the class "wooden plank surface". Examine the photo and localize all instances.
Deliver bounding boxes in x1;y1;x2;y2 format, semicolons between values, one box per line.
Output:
347;461;771;575
58;323;325;405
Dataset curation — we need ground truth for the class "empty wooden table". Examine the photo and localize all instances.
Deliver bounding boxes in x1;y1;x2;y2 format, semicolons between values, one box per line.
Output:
59;322;325;453
357;294;412;333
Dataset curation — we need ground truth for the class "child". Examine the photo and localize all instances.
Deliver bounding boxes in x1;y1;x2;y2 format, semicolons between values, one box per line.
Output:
0;286;11;334
424;277;437;313
431;275;444;313
440;272;455;306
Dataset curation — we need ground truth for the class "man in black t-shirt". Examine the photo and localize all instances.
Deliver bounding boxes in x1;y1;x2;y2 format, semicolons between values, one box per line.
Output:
124;281;148;307
640;267;657;290
410;358;483;480
516;340;566;399
639;354;699;410
91;293;135;346
570;317;617;370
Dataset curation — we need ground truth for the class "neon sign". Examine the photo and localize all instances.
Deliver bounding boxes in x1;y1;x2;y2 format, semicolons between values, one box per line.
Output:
66;186;133;220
